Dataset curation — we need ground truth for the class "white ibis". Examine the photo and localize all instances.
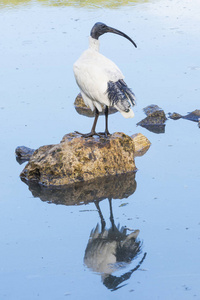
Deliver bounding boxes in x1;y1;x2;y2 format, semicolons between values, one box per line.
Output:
84;198;145;291
73;22;137;137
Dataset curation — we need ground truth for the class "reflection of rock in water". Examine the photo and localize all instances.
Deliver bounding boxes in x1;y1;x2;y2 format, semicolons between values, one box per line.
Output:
22;172;136;206
84;198;146;291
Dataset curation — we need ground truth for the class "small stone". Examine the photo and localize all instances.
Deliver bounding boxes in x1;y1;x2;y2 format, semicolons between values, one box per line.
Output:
168;112;182;120
137;104;167;133
169;110;200;122
182;109;200;122
15;146;35;161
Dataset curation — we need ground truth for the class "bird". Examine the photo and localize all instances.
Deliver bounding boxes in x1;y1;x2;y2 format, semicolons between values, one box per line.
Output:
84;198;145;291
73;22;137;137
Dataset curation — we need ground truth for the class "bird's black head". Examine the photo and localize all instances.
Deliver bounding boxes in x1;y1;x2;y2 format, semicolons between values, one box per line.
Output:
90;22;110;39
90;22;137;48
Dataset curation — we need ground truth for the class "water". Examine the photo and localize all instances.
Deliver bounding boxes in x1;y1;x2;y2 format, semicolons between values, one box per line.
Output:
0;0;200;299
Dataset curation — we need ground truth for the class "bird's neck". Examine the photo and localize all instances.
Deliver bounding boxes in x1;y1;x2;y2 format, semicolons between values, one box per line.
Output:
89;36;100;52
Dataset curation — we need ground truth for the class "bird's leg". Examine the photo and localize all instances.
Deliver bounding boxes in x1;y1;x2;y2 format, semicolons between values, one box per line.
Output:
97;106;111;137
104;106;110;137
95;201;106;232
91;107;99;134
108;198;115;230
75;108;101;137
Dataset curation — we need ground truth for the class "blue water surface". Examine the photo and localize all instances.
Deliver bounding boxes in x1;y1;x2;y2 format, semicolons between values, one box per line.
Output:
0;0;200;299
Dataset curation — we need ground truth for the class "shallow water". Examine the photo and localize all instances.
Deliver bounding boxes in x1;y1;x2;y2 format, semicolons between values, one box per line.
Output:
0;0;200;299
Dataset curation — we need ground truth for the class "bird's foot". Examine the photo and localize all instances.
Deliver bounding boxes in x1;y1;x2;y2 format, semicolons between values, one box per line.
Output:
75;131;102;138
75;130;110;138
97;131;111;138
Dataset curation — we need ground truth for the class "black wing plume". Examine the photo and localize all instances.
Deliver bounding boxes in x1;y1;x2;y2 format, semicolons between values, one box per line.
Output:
106;79;136;108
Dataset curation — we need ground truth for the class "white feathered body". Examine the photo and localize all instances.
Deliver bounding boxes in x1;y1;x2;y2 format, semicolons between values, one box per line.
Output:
73;37;135;118
84;224;140;274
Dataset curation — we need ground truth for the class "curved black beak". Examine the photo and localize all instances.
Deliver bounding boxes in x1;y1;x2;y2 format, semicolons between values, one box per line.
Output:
107;26;137;48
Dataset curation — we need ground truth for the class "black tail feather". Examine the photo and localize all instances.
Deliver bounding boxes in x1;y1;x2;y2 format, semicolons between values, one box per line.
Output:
106;80;136;108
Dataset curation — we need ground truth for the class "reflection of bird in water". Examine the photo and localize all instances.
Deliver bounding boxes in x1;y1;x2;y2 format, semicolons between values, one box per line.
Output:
84;198;146;291
73;22;137;137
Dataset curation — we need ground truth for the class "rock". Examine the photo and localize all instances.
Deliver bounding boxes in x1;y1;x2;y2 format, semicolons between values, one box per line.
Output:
181;109;200;122
131;133;151;157
168;109;200;122
137;104;167;133
15;146;35;164
15;146;35;159
74;93;117;117
20;132;151;186
168;112;182;120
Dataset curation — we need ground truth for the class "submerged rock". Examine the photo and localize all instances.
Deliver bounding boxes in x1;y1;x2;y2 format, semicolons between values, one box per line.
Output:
137;104;167;133
15;146;35;159
74;93;117;117
179;109;200;122
15;146;35;164
168;112;182;120
169;109;200;123
20;132;150;186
